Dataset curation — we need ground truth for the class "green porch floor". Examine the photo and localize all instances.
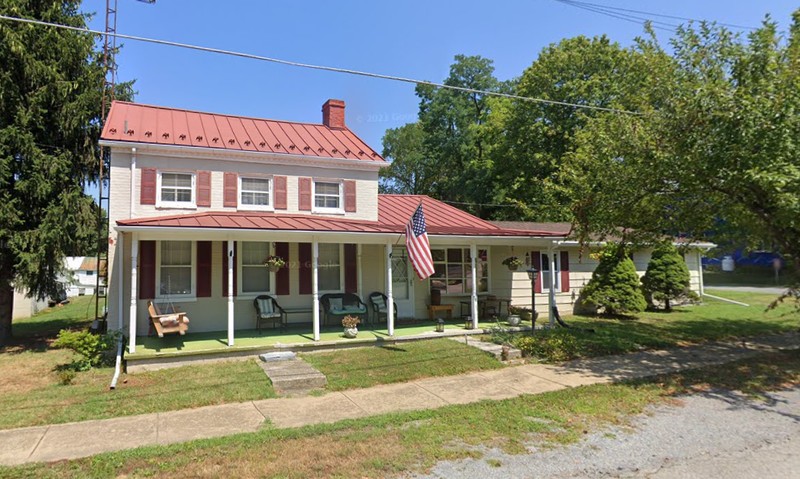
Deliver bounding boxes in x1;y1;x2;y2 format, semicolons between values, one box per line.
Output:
129;319;507;359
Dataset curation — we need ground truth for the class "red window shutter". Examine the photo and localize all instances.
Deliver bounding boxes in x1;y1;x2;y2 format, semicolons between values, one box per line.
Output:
298;177;312;211
531;250;542;294
197;171;211;207
274;176;287;210
223;172;238;207
140;168;157;205
560;251;570;293
344;243;357;293
275;242;290;295
196;241;212;297
139;240;156;299
221;241;237;296
344;180;356;212
298;242;312;294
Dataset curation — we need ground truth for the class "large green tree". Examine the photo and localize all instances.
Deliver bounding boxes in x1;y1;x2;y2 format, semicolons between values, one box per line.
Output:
0;1;130;344
565;14;800;292
380;55;511;217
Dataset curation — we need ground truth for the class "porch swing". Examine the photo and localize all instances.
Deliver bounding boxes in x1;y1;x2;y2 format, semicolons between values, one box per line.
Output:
147;276;190;338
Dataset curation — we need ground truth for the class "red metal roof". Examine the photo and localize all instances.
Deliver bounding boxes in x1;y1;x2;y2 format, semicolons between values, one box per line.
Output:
100;101;384;162
378;195;561;236
117;195;563;237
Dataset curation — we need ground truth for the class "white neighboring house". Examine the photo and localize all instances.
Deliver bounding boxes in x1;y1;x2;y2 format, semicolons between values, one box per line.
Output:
64;256;104;297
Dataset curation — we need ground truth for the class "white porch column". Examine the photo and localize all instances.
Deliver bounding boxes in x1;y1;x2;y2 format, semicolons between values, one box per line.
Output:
128;234;138;354
470;243;478;329
357;244;363;298
548;250;557;327
312;240;320;341
227;240;234;346
117;233;125;332
386;242;394;337
697;250;705;296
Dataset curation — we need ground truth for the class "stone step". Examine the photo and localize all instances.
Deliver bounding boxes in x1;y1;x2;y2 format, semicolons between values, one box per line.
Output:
258;358;327;396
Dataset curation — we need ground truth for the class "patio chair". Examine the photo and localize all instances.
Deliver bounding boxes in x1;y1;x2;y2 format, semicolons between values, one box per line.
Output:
320;293;368;326
253;295;287;332
368;292;398;325
147;301;190;338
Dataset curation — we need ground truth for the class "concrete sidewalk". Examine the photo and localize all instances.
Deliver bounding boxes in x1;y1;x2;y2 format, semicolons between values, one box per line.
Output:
1;333;796;466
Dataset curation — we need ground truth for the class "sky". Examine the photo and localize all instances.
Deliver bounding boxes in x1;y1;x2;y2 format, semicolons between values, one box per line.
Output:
80;0;799;156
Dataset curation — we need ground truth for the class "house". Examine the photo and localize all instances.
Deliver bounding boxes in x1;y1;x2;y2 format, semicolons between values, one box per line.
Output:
100;100;710;354
63;257;104;297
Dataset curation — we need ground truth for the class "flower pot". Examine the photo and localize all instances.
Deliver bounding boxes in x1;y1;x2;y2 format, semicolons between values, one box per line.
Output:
267;265;281;273
507;264;519;271
519;311;533;321
507;315;521;326
343;327;358;338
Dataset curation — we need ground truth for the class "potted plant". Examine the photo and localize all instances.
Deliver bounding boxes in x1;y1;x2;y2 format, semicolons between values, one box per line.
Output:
509;305;536;321
264;255;286;273
502;256;524;271
506;314;521;327
341;315;361;338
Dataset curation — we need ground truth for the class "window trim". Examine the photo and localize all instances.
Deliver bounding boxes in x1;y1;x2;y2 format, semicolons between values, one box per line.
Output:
238;175;274;212
237;241;275;297
540;252;561;291
156;171;196;209
312;179;344;214
155;240;196;299
317;243;344;293
429;247;490;296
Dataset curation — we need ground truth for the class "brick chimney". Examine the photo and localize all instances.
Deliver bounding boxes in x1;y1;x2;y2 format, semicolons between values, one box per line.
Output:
322;99;345;129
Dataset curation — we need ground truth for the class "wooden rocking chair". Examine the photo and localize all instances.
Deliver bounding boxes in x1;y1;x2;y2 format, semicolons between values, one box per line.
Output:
147;301;190;338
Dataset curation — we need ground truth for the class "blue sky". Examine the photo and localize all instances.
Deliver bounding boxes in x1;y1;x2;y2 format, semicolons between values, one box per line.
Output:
82;0;798;154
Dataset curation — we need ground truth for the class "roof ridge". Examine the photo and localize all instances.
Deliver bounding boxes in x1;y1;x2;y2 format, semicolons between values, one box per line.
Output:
111;100;333;129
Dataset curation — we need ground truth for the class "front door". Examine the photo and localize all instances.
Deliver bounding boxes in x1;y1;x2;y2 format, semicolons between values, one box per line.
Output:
392;247;415;318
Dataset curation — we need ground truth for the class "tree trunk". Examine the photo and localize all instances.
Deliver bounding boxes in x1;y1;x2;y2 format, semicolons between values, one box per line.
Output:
0;280;13;347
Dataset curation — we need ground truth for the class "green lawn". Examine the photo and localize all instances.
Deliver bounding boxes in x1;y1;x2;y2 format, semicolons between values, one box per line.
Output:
3;350;797;479
302;338;503;390
499;289;798;362
11;295;98;339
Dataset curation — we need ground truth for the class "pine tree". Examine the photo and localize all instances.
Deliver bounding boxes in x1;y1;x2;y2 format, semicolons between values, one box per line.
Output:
580;244;647;316
0;1;131;345
641;243;692;311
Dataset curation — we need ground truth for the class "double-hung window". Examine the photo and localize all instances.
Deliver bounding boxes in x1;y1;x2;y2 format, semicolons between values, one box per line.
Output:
539;252;561;291
430;248;488;294
239;177;272;210
158;172;195;208
313;181;342;213
240;242;271;294
318;243;342;291
158;240;194;297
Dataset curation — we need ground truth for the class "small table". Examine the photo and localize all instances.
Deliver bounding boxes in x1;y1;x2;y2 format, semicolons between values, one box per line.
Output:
428;304;454;320
283;308;313;323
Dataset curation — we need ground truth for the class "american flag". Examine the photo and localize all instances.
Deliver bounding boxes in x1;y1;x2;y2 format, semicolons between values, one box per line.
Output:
405;204;435;280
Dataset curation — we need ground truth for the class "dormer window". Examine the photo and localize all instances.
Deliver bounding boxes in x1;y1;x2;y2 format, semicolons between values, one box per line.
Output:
239;177;273;211
313;181;343;213
157;172;195;208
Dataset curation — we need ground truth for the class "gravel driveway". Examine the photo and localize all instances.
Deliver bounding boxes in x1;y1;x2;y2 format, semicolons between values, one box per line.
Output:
413;386;800;478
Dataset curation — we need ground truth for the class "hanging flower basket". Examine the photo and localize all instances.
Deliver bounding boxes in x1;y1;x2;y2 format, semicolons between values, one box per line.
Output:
502;256;524;271
264;255;286;272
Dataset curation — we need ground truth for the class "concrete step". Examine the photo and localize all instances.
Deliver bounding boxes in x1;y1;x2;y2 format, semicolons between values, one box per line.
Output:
449;337;522;362
258;358;327;396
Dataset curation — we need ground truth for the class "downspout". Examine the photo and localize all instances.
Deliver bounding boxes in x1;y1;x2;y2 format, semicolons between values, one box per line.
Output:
110;232;124;390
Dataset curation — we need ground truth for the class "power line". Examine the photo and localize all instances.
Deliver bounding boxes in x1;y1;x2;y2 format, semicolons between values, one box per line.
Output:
0;14;642;116
555;0;679;32
555;0;758;32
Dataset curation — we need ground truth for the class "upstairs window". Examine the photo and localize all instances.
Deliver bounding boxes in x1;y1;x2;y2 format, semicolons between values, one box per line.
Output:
313;181;342;213
158;172;195;208
239;177;272;210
